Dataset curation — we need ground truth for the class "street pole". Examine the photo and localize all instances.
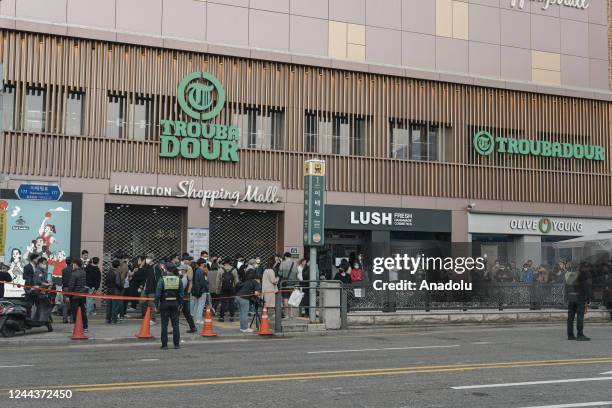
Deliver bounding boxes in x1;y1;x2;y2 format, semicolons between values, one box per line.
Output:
309;246;318;323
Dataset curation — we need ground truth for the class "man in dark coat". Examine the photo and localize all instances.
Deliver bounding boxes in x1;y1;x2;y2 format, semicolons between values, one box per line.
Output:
61;257;73;323
0;263;13;299
23;253;38;287
566;262;593;341
84;257;101;316
68;258;88;331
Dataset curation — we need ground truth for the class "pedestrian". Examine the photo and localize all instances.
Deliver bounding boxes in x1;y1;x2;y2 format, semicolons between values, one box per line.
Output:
141;254;158;323
84;257;101;316
235;269;261;333
105;260;122;324
0;263;13;299
208;256;221;314
80;250;90;268
566;261;593;341
60;257;73;323
278;252;297;318
23;253;38;287
217;257;239;322
197;251;210;269
178;264;197;333
190;259;208;326
334;265;352;284
261;256;279;310
118;254;130;319
350;261;364;282
155;263;183;350
68;258;88;332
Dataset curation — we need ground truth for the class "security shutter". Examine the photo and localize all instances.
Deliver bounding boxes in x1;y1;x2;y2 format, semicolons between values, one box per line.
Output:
209;209;278;261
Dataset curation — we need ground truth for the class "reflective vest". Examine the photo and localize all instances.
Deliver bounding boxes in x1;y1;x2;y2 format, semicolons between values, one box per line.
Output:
161;275;180;301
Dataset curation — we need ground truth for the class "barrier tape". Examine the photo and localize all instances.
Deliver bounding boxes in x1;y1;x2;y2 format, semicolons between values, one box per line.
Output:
0;281;295;302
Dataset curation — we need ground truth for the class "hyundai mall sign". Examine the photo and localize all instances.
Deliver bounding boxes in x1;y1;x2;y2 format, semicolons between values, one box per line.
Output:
510;0;589;11
160;72;240;162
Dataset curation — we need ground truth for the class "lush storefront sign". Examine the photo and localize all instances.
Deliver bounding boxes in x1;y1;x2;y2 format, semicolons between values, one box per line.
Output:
111;180;280;208
473;131;605;161
510;0;589;11
160;72;240;162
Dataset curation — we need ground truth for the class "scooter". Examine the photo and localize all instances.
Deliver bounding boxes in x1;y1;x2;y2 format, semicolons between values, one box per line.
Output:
0;294;54;337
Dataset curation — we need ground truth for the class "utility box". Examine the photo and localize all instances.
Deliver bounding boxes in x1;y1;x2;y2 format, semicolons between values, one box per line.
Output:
321;281;341;329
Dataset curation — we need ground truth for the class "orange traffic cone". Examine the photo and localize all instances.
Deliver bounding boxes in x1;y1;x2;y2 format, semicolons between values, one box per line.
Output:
258;305;273;336
70;306;88;340
135;307;154;339
200;305;217;337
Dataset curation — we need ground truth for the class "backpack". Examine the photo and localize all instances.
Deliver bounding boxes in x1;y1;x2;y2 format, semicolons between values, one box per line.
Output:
565;271;579;286
191;269;204;298
221;270;235;292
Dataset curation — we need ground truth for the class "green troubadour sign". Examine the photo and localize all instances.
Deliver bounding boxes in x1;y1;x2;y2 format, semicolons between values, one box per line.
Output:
160;72;240;162
473;130;605;161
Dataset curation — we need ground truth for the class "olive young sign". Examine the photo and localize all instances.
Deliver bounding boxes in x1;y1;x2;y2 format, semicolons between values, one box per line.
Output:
473;130;605;161
160;72;240;162
510;0;589;11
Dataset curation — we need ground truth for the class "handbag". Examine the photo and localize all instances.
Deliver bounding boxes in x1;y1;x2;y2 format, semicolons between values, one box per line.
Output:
288;288;304;308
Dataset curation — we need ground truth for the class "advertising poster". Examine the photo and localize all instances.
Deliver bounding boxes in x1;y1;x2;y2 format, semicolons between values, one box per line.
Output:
0;199;72;298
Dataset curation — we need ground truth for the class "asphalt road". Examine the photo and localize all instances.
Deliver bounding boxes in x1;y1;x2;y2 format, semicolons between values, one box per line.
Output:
1;323;612;408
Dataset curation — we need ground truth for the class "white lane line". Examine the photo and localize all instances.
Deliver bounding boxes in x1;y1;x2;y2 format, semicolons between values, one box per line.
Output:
452;376;612;390
307;345;460;354
472;341;491;345
600;370;612;375
0;364;33;368
139;359;159;362
517;402;612;408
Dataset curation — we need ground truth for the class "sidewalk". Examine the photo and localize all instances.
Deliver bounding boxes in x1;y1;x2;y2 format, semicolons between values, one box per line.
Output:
0;313;263;346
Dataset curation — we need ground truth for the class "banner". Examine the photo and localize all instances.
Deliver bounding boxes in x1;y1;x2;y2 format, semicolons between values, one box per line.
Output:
2;199;72;298
187;227;209;259
303;159;325;247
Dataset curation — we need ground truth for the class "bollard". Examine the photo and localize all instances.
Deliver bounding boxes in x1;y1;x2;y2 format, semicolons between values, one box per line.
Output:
340;286;348;330
274;291;282;334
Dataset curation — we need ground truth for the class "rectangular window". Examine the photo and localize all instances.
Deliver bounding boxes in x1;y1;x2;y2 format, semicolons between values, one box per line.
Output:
106;94;126;139
304;112;365;156
390;120;443;161
0;84;15;131
129;96;152;140
65;91;84;136
233;107;283;150
24;86;46;132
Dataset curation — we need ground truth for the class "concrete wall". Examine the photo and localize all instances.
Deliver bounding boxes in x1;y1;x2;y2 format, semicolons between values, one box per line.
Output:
0;0;609;98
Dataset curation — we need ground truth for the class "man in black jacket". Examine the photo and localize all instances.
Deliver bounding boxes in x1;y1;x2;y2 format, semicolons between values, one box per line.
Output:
84;257;101;316
23;253;38;287
0;263;13;299
105;260;122;324
140;254;158;323
68;258;88;331
61;257;73;323
566;262;593;341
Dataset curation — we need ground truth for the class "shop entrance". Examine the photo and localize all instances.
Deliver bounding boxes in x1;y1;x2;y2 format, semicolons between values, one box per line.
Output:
209;209;279;260
320;230;368;279
103;204;184;264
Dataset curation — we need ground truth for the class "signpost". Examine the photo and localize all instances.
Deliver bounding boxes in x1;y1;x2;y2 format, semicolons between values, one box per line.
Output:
304;159;325;323
15;184;63;201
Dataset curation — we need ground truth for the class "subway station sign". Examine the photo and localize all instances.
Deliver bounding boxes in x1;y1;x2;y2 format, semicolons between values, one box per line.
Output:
303;160;325;247
473;130;605;161
160;72;240;162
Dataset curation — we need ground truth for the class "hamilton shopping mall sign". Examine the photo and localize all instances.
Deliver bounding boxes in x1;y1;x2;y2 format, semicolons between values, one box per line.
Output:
159;72;240;162
473;130;605;161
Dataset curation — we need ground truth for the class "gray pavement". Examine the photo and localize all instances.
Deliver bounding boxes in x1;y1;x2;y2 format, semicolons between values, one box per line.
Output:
2;321;612;407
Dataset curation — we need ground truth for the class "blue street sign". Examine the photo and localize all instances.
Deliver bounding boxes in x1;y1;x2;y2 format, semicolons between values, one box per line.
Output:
15;184;63;201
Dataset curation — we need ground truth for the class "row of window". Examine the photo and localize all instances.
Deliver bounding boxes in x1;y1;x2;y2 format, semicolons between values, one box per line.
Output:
0;85;445;161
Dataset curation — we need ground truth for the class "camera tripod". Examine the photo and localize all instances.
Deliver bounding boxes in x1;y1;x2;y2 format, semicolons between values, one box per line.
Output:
249;300;262;330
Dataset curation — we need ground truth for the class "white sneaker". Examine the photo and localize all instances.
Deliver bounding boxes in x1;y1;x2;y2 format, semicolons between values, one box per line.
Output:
150;320;156;325
240;328;254;333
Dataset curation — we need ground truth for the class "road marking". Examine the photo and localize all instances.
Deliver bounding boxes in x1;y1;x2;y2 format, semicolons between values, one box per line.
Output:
0;365;33;369
600;370;612;375
307;345;460;354
4;357;612;394
518;402;612;408
452;376;612;390
139;359;159;362
472;342;491;345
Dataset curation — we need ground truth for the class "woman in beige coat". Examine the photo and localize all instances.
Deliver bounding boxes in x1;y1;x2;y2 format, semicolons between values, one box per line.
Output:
261;257;279;309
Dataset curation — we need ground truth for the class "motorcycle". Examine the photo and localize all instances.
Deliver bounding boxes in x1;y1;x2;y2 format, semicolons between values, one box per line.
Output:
0;293;54;337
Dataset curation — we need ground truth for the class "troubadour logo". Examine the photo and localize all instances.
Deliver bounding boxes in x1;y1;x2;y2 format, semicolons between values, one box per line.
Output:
159;72;241;162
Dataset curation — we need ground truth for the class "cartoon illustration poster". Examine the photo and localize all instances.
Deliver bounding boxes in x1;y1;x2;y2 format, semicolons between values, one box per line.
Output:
0;199;72;298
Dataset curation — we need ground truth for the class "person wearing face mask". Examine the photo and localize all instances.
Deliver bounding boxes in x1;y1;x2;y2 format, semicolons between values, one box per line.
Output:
141;253;158;324
334;264;352;284
350;261;364;283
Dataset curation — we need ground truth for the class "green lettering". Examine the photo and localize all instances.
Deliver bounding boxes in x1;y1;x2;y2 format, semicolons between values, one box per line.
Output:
496;137;508;153
201;139;220;160
584;145;595;160
220;140;239;162
507;138;519;154
215;124;228;140
160;119;174;135
594;146;605;161
228;125;241;142
551;143;562;158
529;140;541;155
202;123;216;139
180;137;200;159
562;143;573;158
159;135;180;157
541;141;551;157
518;139;529;154
573;144;584;159
174;121;187;137
186;122;200;138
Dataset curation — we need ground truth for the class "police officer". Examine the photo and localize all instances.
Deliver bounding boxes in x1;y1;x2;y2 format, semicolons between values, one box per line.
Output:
155;262;184;350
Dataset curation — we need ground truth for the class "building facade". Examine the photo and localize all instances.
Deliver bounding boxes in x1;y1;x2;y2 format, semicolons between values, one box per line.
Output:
0;0;611;275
